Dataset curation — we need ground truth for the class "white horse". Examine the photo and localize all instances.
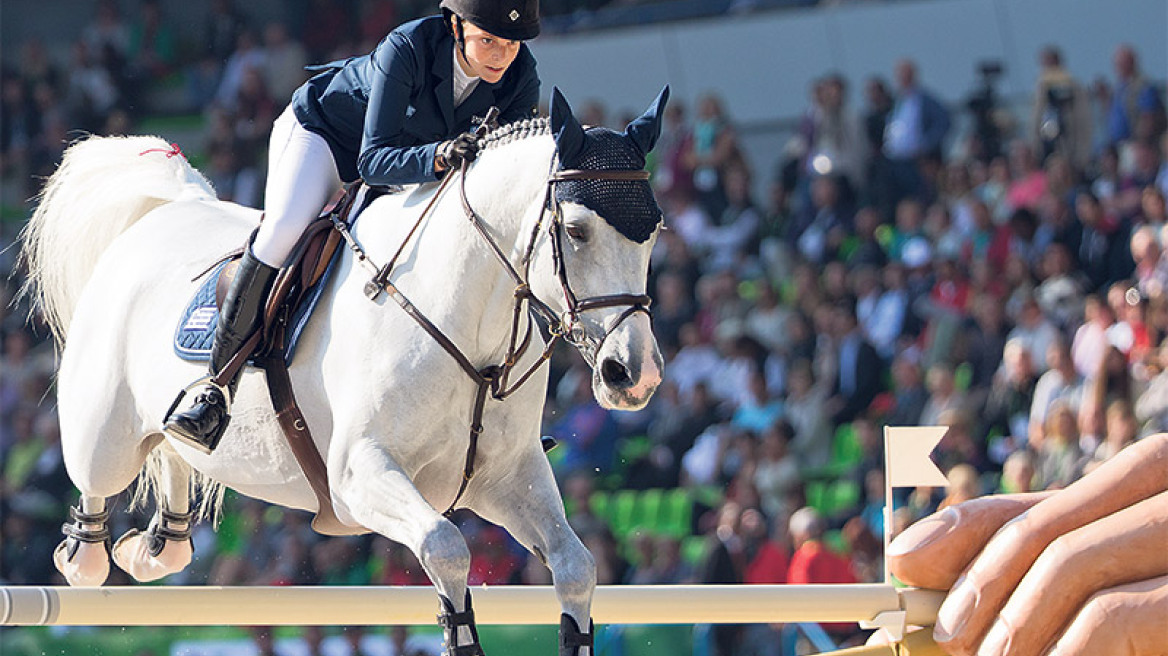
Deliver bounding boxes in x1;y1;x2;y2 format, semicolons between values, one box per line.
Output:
21;87;668;655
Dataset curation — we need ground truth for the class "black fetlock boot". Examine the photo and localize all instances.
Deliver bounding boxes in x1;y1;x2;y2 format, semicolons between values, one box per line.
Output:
165;247;278;453
559;613;593;656
438;590;486;656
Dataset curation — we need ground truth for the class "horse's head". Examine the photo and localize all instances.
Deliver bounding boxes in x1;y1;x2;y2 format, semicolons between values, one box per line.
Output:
531;87;669;411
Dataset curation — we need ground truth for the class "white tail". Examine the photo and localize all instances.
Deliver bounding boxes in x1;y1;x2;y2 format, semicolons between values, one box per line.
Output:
20;135;216;344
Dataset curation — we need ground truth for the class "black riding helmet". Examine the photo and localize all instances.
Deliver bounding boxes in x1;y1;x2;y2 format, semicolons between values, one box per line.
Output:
440;0;541;43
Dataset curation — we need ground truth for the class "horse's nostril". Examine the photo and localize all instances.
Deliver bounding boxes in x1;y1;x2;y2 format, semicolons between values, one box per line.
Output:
601;358;633;388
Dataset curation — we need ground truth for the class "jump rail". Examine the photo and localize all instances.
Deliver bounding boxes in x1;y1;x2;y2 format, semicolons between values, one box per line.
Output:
0;584;943;627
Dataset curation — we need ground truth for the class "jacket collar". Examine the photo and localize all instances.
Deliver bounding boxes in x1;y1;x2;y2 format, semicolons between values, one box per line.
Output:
431;37;498;131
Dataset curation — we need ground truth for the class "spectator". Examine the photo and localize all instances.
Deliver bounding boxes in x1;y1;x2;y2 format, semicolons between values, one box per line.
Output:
701;501;746;655
653;100;696;202
918;363;965;427
214;28;267;113
1005;140;1048;212
1033;400;1083;489
1073;189;1134;291
262;22;309;103
752;421;800;520
794;174;852;264
1007;294;1060;375
204;0;248;64
783;359;832;468
998;449;1036;494
126;0;177;82
982;338;1037;460
1031;45;1093;170
882;59;951;207
703;165;760;273
787;507;857;637
799;73;866;195
885;354;927;428
938;463;982;510
1029;339;1084;447
1106;44;1167;146
1135;339;1168;433
686;92;745;219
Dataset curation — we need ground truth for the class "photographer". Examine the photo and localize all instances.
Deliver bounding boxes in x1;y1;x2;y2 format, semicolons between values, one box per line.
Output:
1031;46;1092;171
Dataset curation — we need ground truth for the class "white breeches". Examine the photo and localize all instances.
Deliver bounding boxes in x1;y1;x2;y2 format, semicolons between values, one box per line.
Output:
252;106;343;267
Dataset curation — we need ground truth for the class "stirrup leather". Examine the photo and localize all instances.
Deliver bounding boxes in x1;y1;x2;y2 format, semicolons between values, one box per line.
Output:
438;591;485;656
60;505;111;562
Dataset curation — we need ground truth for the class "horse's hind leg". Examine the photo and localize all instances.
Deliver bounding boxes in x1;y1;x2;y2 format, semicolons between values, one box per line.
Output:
54;495;113;586
336;443;483;656
473;446;597;656
112;447;195;582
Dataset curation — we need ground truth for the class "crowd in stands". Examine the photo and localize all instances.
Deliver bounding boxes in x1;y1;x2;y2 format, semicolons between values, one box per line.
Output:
2;1;1168;654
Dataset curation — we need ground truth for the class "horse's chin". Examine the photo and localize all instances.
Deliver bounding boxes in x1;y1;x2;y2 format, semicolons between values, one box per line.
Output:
591;374;658;411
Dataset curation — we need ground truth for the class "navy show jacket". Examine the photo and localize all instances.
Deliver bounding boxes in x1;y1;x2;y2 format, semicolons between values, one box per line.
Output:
291;16;540;186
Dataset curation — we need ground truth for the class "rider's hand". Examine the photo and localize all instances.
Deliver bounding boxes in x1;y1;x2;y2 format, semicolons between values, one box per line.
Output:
436;132;480;172
886;434;1168;656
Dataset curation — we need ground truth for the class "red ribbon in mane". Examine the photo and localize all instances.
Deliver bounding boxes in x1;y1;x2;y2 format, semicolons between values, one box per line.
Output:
139;143;184;159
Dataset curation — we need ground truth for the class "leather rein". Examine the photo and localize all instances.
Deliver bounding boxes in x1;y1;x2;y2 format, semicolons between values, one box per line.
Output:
335;131;652;516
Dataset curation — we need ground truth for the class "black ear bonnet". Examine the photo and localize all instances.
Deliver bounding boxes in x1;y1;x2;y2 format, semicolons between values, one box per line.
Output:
554;129;662;243
550;86;670;244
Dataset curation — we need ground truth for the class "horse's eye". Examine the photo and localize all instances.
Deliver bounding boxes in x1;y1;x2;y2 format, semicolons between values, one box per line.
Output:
565;224;589;243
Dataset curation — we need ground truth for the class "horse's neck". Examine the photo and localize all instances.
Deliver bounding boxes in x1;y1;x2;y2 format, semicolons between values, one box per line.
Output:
358;136;553;362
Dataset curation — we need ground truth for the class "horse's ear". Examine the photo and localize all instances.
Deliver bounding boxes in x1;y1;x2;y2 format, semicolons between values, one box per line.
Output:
624;85;670;159
550;87;585;167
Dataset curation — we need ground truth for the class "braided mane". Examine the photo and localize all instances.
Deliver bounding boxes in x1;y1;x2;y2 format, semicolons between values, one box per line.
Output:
480;117;552;151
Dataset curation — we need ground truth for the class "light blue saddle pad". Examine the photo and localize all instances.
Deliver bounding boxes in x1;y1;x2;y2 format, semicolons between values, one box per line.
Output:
173;254;339;365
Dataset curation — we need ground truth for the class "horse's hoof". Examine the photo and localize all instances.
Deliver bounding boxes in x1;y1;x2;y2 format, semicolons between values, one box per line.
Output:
111;529;193;582
53;539;109;587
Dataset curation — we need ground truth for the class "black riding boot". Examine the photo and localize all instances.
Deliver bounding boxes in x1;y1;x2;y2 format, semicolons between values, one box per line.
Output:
165;247;278;454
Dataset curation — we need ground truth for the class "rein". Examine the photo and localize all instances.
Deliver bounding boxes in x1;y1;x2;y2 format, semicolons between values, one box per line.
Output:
338;127;653;516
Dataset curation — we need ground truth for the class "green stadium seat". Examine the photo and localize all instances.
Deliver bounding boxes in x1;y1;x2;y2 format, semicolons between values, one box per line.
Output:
639;488;664;532
826;479;861;516
680;535;709;567
661;488;693;537
611;490;638;538
589;490;611;525
831;424;863;468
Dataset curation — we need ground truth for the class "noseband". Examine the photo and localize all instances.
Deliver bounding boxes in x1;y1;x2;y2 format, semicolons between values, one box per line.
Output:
343;133;655;515
537;168;654;365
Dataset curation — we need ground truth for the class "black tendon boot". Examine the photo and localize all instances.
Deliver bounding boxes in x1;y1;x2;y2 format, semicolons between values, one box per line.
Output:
165;247;278;453
560;613;594;656
438;591;485;656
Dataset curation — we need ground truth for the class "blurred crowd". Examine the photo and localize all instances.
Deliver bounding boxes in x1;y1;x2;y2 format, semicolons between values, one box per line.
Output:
3;1;1168;654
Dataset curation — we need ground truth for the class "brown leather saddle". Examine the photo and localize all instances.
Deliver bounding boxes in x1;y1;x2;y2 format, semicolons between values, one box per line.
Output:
210;186;368;536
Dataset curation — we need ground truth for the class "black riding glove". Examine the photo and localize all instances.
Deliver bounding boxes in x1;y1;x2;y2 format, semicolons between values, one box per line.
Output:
437;132;480;171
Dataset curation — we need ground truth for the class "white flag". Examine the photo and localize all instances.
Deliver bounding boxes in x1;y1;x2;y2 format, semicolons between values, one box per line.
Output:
885;426;949;488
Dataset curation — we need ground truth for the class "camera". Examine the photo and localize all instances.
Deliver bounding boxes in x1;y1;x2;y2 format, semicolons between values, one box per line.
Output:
1047;84;1074;108
966;61;1005;161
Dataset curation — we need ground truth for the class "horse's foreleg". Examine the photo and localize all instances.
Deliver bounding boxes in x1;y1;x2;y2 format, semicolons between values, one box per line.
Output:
54;495;112;586
473;448;597;656
112;450;194;582
337;442;482;656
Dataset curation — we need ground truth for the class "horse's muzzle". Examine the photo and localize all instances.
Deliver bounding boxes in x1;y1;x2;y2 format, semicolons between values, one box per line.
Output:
590;312;662;411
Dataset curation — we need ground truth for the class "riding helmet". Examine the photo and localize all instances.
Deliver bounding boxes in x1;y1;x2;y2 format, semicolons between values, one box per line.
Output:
440;0;540;41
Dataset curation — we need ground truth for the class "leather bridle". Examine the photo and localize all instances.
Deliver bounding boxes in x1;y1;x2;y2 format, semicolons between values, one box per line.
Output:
342;131;656;515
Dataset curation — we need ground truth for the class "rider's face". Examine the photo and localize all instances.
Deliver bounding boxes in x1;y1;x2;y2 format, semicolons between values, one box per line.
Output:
455;19;520;84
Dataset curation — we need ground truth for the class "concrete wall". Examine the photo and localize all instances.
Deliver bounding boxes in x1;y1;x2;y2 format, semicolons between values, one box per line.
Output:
527;0;1164;125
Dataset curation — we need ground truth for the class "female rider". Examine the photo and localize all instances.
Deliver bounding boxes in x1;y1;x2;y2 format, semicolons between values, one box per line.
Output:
166;0;542;453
